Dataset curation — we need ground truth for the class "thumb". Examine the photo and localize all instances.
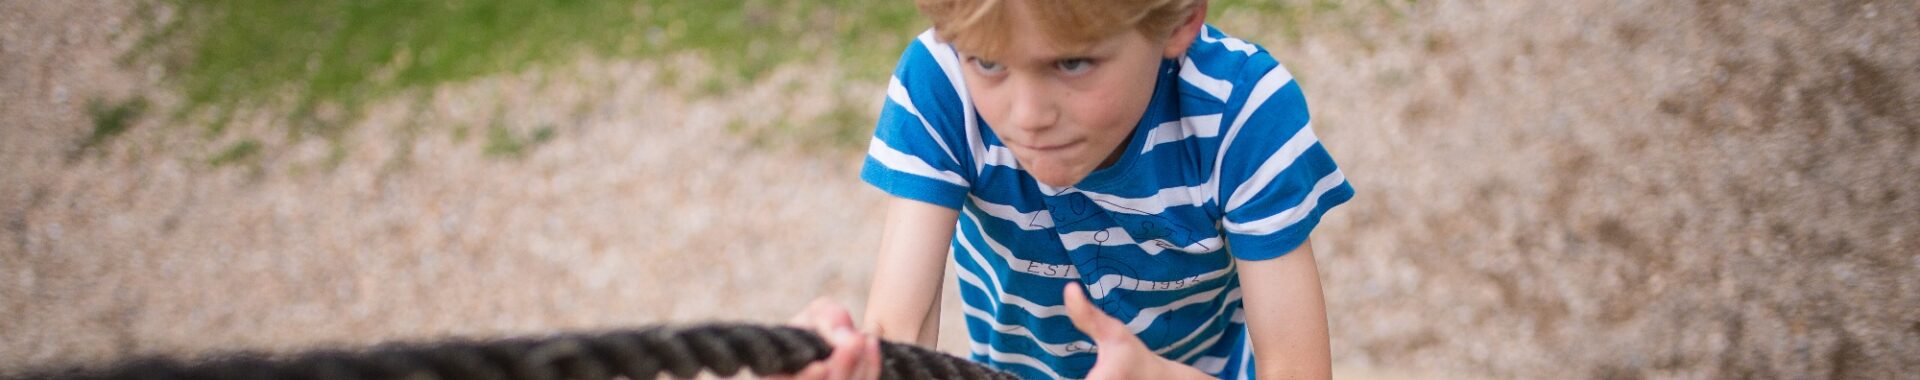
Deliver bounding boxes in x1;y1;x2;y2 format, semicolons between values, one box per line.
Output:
1063;283;1127;342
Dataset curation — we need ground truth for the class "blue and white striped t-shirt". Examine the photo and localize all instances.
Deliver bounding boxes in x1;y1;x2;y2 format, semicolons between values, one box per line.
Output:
860;26;1354;380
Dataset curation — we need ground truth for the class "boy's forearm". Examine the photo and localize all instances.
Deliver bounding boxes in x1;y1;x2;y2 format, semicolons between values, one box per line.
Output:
915;289;942;345
864;279;944;346
863;283;942;345
1239;240;1334;380
864;251;944;345
862;197;961;346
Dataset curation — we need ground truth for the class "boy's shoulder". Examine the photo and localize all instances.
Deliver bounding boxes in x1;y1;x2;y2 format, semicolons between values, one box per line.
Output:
1185;25;1271;70
891;30;965;89
1179;25;1293;107
886;30;975;127
1174;25;1311;172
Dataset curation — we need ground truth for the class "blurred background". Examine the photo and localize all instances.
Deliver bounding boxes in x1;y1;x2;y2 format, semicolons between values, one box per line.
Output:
3;0;1917;378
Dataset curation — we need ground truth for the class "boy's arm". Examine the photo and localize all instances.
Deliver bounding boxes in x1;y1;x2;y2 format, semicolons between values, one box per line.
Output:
1236;238;1333;380
863;195;960;346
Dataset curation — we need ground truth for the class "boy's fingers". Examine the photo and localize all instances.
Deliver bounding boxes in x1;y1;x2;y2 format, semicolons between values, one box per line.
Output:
1063;283;1124;342
784;298;876;380
791;297;836;326
796;298;858;347
850;321;884;379
822;307;856;336
767;362;825;380
813;298;856;325
792;363;828;380
854;335;884;380
821;328;865;379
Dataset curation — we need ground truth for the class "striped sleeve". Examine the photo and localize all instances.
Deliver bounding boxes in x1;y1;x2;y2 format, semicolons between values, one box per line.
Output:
1214;59;1354;260
860;34;976;210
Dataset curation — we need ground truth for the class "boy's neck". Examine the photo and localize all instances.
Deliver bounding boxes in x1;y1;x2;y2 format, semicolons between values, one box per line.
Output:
1096;129;1137;169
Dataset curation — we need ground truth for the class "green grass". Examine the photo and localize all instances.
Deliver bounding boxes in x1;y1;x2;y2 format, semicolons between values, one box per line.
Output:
81;96;149;151
136;0;927;137
127;0;1405;155
483;123;557;158
208;139;261;166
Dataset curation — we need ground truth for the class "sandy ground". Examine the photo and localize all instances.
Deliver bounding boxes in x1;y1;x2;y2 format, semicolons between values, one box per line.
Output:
4;0;893;371
1290;1;1919;377
5;0;1918;379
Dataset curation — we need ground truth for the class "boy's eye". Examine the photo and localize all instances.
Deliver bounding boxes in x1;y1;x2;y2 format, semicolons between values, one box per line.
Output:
970;57;1006;74
1056;59;1093;75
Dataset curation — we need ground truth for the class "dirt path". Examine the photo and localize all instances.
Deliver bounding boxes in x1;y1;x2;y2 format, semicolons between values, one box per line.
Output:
6;0;1918;379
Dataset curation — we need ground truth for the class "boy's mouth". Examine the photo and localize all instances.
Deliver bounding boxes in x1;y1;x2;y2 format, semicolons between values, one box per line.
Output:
1017;139;1081;152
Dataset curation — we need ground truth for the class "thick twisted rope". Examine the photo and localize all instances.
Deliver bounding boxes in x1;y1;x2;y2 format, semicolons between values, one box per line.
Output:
14;323;1017;380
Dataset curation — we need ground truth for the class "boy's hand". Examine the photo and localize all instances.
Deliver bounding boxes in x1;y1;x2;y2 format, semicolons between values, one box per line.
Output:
1064;283;1214;380
769;298;883;380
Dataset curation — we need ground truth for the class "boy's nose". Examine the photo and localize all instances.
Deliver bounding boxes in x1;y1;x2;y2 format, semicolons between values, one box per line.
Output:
1003;77;1059;132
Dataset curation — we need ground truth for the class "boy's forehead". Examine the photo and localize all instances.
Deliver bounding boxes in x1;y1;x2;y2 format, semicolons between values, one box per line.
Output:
929;0;1190;62
956;30;1118;61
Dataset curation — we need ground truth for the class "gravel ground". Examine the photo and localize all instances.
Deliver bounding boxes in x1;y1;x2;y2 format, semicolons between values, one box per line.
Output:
5;0;1918;379
4;0;889;372
1292;1;1919;377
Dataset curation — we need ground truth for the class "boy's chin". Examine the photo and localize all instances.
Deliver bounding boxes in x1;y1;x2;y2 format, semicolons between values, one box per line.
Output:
1024;166;1092;190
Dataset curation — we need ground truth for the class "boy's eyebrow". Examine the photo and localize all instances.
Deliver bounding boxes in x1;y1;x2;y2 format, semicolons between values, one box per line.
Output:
961;32;1128;64
980;42;1114;64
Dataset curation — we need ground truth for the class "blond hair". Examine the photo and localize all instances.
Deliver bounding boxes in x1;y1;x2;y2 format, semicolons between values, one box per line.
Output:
915;0;1199;57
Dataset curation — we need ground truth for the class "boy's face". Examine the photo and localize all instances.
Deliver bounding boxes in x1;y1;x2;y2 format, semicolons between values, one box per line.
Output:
958;5;1186;188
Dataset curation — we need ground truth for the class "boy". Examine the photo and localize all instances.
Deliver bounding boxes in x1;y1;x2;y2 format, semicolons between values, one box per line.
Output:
783;0;1351;379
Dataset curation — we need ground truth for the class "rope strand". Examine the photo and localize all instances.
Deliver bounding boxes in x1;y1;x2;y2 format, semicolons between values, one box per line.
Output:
12;323;1017;380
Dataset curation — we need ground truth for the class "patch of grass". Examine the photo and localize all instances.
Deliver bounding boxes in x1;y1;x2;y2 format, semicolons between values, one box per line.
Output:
483;123;557;158
695;76;734;99
208;139;261;167
136;0;927;139
451;124;471;143
817;99;875;149
728;97;875;151
81;97;149;151
127;0;1407;157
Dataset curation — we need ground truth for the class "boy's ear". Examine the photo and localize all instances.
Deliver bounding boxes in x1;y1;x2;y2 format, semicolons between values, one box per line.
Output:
1161;0;1210;59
